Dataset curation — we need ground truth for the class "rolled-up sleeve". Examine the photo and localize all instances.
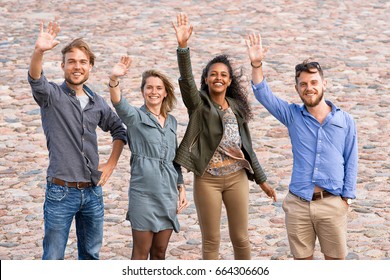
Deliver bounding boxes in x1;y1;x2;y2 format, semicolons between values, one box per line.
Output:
99;98;127;144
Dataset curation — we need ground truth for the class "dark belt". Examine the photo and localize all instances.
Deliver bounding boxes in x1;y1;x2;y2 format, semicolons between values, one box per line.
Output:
312;190;333;201
289;190;334;201
51;177;92;189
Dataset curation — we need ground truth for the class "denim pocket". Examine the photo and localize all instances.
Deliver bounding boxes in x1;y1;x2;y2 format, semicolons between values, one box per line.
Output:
91;185;103;197
46;183;68;201
91;186;104;211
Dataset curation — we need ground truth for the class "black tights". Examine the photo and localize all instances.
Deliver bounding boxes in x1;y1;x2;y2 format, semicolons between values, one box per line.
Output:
131;229;173;260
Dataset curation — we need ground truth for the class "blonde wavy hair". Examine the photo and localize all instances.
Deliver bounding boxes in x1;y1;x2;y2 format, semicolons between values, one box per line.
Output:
140;70;176;118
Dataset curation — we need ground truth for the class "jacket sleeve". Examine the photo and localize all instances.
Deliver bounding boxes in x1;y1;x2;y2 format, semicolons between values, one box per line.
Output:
250;156;268;184
241;122;268;184
177;48;202;113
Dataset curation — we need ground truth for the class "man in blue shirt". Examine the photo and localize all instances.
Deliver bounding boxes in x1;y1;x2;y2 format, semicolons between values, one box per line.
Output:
28;21;127;259
246;34;358;260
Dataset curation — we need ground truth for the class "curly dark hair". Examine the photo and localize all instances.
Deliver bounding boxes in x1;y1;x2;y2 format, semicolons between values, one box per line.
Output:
200;54;253;122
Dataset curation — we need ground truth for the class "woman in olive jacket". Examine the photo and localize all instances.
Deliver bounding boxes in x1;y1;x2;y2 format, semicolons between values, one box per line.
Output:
173;13;277;260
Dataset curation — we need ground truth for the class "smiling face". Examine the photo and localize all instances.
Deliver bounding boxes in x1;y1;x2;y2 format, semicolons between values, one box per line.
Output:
141;76;167;107
295;70;327;108
204;62;232;96
61;48;92;88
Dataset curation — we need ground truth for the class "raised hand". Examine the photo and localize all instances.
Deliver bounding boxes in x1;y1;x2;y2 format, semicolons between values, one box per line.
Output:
246;33;268;65
111;56;132;78
172;12;193;48
35;21;61;53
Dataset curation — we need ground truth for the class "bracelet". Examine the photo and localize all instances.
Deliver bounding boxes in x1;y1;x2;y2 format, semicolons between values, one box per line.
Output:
108;80;119;88
251;61;263;68
177;184;185;190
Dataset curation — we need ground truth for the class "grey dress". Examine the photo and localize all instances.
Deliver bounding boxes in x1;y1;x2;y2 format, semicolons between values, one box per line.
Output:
114;97;183;233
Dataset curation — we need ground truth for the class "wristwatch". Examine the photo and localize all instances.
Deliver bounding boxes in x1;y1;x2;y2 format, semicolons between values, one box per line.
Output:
342;197;353;205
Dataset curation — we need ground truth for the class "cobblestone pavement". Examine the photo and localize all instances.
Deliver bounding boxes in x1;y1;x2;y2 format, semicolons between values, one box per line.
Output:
0;0;389;260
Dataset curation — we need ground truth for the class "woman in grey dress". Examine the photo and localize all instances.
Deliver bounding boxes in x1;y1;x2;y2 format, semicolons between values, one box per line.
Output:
108;56;188;260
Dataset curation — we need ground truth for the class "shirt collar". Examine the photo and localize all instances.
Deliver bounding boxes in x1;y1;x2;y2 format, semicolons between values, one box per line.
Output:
60;81;95;100
140;104;158;119
140;104;148;114
326;100;340;114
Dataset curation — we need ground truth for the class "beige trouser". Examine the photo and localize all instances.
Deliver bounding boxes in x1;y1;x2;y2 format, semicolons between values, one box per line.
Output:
194;169;251;260
282;191;348;259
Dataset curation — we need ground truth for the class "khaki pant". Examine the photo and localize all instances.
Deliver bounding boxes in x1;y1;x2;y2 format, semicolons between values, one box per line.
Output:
282;191;348;259
194;169;251;260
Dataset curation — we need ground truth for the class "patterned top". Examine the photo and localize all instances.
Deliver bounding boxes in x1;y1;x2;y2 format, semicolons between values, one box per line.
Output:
207;107;253;176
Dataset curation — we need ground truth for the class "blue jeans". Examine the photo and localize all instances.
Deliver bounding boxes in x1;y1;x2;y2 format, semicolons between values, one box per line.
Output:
42;181;104;260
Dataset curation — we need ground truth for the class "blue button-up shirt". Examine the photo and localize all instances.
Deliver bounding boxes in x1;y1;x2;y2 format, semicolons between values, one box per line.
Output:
28;72;127;185
252;79;358;201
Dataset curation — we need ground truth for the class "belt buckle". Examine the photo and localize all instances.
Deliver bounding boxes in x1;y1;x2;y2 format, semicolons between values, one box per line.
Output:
76;182;82;190
312;191;324;201
300;197;309;202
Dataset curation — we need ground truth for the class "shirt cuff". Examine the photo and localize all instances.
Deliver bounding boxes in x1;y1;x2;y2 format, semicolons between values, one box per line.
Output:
341;190;356;199
27;70;44;83
177;47;189;53
251;77;267;91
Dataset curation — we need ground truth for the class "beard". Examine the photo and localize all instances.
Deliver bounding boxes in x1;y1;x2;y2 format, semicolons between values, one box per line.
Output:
64;73;89;86
300;89;324;108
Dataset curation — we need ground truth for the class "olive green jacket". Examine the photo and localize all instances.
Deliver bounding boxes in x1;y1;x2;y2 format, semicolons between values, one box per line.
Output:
174;48;267;184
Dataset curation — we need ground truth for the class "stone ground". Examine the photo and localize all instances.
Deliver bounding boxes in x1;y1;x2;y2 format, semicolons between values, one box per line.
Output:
0;0;389;260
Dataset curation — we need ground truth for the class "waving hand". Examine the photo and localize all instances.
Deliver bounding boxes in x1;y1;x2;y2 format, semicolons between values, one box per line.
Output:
246;33;268;84
111;56;132;78
35;21;61;53
246;33;267;66
29;21;60;80
172;12;193;48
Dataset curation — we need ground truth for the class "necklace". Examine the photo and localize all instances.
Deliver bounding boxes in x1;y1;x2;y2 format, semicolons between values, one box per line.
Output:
149;111;161;119
217;100;229;111
146;106;161;119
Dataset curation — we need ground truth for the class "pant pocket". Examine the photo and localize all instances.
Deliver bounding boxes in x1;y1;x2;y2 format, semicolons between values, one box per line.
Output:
282;192;291;213
46;183;68;201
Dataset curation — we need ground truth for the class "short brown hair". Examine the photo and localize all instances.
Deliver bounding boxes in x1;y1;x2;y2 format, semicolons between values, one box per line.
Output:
295;60;324;84
140;70;176;118
61;38;96;66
